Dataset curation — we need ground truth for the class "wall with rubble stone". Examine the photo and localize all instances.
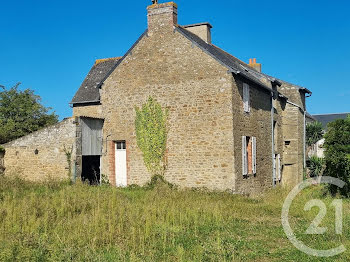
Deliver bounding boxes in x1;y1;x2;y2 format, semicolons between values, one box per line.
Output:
2;118;76;181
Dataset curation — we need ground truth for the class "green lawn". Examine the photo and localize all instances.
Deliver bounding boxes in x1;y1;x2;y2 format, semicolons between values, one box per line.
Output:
0;176;349;261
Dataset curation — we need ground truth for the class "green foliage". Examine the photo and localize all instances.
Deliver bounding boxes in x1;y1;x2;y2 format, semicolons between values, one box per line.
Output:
306;121;324;146
63;144;73;180
100;174;110;185
0;176;349;261
144;174;176;190
323;117;350;196
135;97;168;177
0;146;4;153
0;83;58;144
307;156;324;177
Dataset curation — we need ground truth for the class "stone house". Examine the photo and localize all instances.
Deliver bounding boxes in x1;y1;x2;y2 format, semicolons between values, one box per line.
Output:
1;2;312;194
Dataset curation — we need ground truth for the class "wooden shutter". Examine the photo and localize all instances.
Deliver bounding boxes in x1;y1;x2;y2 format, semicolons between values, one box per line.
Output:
243;83;250;113
252;137;257;174
242;136;247;176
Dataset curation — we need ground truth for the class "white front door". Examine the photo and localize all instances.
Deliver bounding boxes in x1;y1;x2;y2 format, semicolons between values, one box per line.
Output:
115;141;127;187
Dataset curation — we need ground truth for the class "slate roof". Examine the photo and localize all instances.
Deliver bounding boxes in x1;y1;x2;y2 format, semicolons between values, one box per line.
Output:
175;26;273;92
71;25;309;104
71;30;148;105
313;113;349;130
71;58;121;104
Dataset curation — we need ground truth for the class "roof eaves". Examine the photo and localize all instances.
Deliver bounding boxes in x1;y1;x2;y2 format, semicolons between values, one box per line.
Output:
69;100;100;105
278;79;312;94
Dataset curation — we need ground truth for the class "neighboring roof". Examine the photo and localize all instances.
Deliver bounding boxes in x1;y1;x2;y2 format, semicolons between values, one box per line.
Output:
71;58;121;104
175;26;273;92
313;113;349;130
305;112;316;123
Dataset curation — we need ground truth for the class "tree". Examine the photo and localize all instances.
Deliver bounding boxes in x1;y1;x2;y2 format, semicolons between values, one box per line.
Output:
135;97;168;177
306;121;324;147
0;83;58;144
323;116;350;196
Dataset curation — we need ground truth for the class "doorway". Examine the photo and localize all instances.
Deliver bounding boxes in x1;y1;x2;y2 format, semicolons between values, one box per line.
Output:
82;156;101;185
115;141;127;187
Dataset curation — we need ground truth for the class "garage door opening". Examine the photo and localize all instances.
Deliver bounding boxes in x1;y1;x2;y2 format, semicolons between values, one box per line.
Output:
82;156;101;185
80;117;104;185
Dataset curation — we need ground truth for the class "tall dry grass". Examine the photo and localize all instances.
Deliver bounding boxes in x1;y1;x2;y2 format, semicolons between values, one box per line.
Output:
0;176;349;261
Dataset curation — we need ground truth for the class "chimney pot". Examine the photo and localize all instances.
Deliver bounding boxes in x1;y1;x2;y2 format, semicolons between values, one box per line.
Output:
248;58;262;72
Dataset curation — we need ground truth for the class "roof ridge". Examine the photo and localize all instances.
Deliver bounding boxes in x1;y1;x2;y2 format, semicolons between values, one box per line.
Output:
95;57;122;65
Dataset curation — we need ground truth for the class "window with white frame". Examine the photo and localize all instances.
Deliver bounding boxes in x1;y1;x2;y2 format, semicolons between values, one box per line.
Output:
242;136;256;176
243;83;250;113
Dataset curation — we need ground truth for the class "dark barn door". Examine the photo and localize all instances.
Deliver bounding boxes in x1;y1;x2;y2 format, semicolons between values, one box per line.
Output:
81;117;103;184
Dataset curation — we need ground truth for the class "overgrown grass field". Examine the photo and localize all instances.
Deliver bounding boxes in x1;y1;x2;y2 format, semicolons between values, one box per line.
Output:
0;176;349;261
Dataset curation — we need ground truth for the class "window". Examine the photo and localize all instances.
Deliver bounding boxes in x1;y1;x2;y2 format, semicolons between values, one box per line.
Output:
116;141;126;150
243;83;250;113
242;136;256;176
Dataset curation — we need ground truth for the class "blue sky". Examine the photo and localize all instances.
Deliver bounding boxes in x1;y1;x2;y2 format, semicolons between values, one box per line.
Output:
1;0;349;119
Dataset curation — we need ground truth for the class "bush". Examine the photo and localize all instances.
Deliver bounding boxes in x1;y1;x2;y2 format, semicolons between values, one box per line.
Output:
323;117;350;196
306;121;323;147
307;156;324;177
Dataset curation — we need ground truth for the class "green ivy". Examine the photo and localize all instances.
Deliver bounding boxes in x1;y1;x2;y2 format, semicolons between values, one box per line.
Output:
63;144;73;180
135;97;168;177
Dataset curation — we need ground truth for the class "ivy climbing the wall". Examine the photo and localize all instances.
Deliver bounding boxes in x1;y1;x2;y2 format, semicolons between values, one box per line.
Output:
63;144;73;180
135;97;168;178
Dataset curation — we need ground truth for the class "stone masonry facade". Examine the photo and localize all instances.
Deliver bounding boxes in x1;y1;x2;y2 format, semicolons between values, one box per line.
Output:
2;118;77;181
1;2;310;195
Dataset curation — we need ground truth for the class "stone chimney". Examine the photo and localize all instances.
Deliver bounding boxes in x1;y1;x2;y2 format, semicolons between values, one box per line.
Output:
147;2;178;34
183;22;213;44
249;58;262;72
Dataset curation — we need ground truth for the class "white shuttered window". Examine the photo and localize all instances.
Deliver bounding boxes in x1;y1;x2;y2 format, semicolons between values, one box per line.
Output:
243;83;250;113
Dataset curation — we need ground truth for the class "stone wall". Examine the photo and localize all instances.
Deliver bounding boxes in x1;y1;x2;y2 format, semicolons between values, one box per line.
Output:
3;118;76;181
232;76;280;194
100;22;235;191
73;104;102;119
279;84;306;186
